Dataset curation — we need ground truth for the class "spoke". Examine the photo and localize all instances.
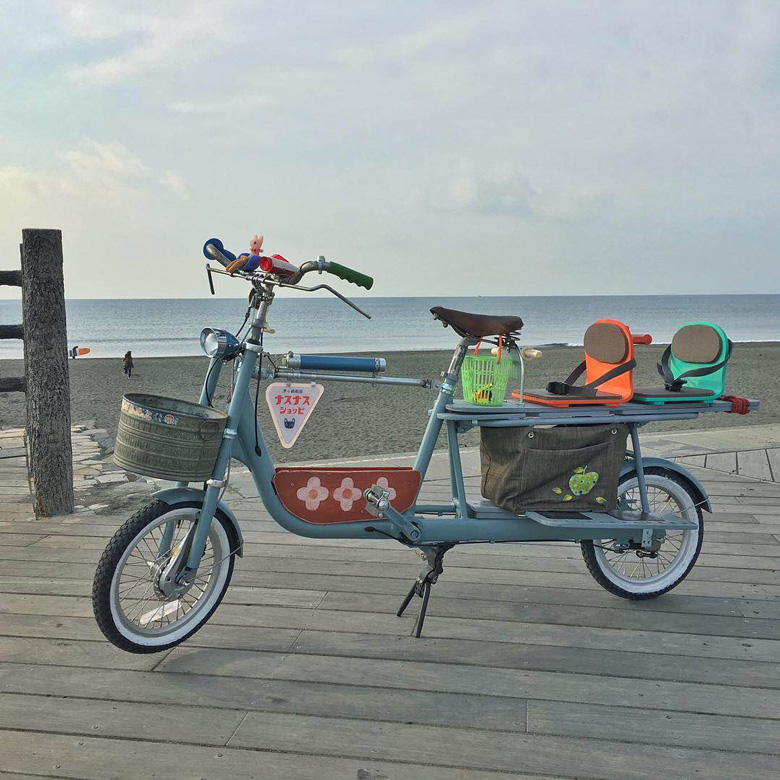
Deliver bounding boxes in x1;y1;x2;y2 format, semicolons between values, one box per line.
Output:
114;515;224;633
118;579;151;598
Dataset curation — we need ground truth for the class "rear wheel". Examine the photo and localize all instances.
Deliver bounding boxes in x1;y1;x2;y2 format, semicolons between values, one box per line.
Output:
92;500;237;653
581;468;704;599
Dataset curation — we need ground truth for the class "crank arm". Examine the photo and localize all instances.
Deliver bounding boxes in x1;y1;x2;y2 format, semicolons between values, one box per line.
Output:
364;485;421;542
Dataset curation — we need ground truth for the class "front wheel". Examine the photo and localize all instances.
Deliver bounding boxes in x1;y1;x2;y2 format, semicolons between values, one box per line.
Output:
581;468;704;600
92;500;237;653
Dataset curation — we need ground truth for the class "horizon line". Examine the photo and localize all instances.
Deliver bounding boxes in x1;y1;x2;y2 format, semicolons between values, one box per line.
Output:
2;291;780;303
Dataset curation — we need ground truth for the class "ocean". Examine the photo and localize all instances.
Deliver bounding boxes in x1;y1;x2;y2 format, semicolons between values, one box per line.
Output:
0;294;778;360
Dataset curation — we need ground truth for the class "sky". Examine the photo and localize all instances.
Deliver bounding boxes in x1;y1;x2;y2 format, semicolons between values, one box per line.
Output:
1;0;779;299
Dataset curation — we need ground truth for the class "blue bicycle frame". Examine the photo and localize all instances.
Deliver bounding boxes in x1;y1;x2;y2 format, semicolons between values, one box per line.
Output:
161;281;717;585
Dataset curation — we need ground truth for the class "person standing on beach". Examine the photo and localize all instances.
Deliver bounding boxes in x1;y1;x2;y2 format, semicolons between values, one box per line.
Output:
123;351;134;379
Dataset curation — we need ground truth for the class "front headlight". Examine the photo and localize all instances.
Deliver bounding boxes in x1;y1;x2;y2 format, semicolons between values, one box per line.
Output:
199;328;240;359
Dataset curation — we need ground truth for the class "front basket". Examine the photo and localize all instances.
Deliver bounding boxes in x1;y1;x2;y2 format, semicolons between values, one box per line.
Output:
114;394;228;481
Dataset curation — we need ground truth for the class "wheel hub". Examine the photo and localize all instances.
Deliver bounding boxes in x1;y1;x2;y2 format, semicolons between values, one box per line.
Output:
152;555;194;599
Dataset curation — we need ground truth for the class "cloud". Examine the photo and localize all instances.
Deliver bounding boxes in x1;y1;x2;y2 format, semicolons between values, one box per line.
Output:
427;161;609;221
0;140;188;202
0;166;63;200
55;0;234;86
336;11;489;71
61;140;149;183
159;171;190;200
167;94;276;114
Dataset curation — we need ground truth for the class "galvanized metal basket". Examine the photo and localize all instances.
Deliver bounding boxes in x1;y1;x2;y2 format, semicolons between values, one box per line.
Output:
114;394;228;481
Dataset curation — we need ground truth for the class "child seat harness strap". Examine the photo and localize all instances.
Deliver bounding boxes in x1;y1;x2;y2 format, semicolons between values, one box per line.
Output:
547;359;636;397
657;340;733;392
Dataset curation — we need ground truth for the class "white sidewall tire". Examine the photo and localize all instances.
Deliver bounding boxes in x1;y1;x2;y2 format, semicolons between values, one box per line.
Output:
94;502;235;652
582;470;704;599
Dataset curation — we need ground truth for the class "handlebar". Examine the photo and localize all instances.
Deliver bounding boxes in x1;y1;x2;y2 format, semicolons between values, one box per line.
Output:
204;238;374;290
324;261;374;290
633;334;652;345
203;238;236;268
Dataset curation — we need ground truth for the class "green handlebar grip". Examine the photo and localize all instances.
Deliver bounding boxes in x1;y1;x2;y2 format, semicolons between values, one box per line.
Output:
327;261;374;290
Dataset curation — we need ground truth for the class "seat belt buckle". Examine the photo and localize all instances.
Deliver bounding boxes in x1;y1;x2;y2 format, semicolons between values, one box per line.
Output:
546;381;569;396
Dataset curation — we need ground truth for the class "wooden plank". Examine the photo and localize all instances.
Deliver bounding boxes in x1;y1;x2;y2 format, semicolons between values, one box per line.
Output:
156;647;780;719
0;613;300;649
0;577;328;609
0;693;246;746
3;551;778;599
0;534;47;546
0;270;22;286
5;592;780;664
17;532;780;584
703;531;778;544
228;710;780;780
700;511;760;523
0;664;526;733
1;730;537;780
1;561;759;618
737;600;780;619
0;447;26;459
288;628;780;689
3;617;779;691
527;700;780;754
317;591;780;640
732;506;780;517
0;324;23;340
697;481;780;497
0;636;162;671
702;521;780;534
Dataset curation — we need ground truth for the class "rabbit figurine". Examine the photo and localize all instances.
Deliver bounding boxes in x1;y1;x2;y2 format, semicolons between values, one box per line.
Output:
226;234;265;273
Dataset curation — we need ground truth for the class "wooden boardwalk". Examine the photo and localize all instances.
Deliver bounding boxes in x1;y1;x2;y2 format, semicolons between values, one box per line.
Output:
1;460;780;779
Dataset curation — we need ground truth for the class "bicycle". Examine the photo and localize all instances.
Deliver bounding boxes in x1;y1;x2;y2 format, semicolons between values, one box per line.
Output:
92;239;755;652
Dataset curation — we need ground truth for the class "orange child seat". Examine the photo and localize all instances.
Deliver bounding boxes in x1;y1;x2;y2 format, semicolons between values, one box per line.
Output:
523;320;645;408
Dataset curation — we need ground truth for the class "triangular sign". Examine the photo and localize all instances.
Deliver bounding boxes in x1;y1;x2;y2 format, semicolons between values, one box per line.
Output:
265;382;324;448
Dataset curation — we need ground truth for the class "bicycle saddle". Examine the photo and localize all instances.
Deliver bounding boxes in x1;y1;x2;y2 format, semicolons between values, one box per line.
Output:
430;307;524;339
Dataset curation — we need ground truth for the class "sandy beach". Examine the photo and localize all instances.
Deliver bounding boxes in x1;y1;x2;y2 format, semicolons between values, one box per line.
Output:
0;343;774;464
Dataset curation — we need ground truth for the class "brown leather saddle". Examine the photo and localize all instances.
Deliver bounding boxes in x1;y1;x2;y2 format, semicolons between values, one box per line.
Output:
430;306;523;339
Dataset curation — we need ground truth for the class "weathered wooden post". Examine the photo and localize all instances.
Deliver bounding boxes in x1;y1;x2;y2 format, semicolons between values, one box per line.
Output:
20;228;74;515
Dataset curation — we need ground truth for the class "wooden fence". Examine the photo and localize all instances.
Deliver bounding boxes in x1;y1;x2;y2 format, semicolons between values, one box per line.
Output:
1;229;74;515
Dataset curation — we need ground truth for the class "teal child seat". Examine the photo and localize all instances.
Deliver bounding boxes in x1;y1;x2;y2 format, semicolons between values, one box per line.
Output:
633;322;732;405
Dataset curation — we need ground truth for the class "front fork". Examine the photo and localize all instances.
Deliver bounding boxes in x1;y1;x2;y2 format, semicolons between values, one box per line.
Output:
167;345;259;581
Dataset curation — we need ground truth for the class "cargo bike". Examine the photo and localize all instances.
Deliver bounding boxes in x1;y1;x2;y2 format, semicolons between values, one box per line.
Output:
92;240;758;652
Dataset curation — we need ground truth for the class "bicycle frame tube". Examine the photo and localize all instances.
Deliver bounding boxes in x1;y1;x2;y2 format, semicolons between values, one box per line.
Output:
183;309;683;571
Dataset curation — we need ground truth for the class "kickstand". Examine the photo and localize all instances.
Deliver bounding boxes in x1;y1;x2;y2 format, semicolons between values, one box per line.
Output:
396;544;454;637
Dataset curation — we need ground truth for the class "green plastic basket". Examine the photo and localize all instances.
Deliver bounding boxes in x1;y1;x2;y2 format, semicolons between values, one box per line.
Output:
461;354;513;406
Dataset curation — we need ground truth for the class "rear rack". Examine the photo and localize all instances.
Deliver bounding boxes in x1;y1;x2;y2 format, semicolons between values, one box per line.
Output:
440;397;759;429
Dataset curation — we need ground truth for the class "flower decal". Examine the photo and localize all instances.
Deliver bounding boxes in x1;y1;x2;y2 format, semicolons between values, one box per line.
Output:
375;477;397;500
296;477;329;511
334;477;363;511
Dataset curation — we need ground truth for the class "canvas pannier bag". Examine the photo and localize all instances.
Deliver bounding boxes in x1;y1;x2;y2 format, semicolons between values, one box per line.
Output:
480;424;628;513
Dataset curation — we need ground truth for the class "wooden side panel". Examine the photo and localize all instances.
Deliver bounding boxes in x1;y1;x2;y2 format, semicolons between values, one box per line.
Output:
274;467;422;524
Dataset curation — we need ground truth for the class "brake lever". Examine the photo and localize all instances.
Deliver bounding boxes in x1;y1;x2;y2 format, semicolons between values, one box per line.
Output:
205;264;216;295
280;281;371;319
